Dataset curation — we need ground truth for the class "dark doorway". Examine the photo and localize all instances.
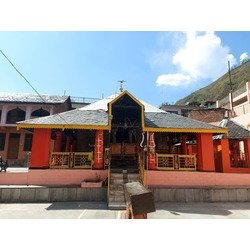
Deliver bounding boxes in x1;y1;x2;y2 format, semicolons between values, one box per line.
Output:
110;93;143;170
7;133;20;159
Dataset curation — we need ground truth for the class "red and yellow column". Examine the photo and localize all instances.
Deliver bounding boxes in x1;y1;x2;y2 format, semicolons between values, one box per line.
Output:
94;130;104;169
148;132;156;170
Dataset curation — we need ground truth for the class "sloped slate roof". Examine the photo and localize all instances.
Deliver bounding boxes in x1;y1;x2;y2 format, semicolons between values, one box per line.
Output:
145;112;224;131
0;92;69;104
214;119;250;139
17;109;108;128
17;90;227;133
81;94;165;113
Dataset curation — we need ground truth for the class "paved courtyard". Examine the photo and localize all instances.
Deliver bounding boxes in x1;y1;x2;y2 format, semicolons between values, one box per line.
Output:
1;202;250;219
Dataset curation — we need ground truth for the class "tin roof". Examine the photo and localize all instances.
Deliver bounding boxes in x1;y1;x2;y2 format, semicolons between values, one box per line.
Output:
0;92;69;104
214;119;250;139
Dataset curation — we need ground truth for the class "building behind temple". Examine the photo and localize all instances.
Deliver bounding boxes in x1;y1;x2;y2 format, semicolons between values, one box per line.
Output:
0;93;98;166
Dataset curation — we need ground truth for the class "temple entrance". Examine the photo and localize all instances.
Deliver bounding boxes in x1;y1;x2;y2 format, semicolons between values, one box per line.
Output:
109;92;143;171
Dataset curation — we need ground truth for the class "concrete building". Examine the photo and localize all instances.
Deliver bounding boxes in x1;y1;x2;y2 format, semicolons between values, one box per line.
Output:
218;81;250;129
160;104;197;117
0;93;71;166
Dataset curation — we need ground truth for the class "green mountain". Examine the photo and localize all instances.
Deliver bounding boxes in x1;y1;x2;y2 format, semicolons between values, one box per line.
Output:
176;60;250;105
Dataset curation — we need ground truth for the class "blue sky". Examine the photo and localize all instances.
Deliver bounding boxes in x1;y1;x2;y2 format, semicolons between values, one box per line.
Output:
0;31;249;106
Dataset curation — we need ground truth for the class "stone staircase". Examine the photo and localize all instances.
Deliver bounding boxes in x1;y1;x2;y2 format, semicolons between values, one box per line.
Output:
108;170;140;210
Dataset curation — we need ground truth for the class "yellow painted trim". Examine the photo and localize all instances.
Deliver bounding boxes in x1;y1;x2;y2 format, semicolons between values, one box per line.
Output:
144;127;228;134
109;90;145;109
108;90;145;131
17;123;109;130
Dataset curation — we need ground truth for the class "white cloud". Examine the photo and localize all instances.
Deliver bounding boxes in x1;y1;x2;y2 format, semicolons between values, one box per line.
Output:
155;32;237;87
156;73;192;86
240;52;249;63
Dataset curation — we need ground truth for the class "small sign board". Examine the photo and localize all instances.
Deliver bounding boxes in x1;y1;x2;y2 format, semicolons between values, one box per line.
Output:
124;182;156;215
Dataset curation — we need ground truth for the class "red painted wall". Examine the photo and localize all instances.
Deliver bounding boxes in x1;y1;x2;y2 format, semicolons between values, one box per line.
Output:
220;139;231;172
214;138;250;173
196;133;215;172
146;170;250;187
30;128;51;168
0;169;108;186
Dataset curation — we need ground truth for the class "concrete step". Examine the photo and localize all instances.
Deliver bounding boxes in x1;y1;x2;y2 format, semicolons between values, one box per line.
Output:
110;173;124;178
110;185;124;192
108;201;126;210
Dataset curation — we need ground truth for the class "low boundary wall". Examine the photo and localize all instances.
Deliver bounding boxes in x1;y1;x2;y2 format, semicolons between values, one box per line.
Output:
150;187;250;202
145;170;250;186
0;169;108;186
0;186;107;203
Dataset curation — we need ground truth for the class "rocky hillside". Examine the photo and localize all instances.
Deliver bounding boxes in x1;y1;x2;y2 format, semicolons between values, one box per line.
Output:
176;60;250;105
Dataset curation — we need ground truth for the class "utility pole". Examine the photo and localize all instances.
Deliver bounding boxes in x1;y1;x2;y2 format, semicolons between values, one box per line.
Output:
228;61;234;117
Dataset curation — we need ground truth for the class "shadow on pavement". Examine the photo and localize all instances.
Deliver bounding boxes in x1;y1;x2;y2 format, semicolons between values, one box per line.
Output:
154;202;238;216
46;201;108;210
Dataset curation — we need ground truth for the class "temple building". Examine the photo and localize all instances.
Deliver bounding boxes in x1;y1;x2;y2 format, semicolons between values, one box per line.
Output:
17;90;228;172
1;89;249;207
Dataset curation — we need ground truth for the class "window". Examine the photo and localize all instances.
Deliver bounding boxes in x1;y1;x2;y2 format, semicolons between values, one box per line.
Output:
6;108;26;124
31;108;50;118
23;133;33;151
168;110;179;115
0;133;6;151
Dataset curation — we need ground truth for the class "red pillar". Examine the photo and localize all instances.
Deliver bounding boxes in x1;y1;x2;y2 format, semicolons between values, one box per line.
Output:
244;139;250;167
65;136;72;152
220;138;231;172
196;133;215;172
30;128;51;168
181;134;187;155
148;132;156;170
54;131;62;152
94;130;104;169
71;140;76;152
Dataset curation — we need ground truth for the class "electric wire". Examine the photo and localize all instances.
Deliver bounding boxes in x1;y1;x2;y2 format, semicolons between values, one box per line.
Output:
0;49;69;125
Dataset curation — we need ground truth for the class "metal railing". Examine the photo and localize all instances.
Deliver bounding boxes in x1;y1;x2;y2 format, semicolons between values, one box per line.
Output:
70;96;101;104
50;152;93;169
157;154;196;170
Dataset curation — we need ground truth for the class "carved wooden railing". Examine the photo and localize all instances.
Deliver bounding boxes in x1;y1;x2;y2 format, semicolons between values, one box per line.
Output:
157;154;175;170
26;152;31;168
178;154;196;170
104;148;111;169
157;154;196;170
107;160;111;200
138;151;146;185
50;152;93;169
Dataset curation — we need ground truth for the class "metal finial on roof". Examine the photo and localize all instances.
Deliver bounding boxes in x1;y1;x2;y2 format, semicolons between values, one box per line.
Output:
118;80;125;92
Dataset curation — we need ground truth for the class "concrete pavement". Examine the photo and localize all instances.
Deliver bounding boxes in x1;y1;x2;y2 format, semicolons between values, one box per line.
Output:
1;202;250;219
